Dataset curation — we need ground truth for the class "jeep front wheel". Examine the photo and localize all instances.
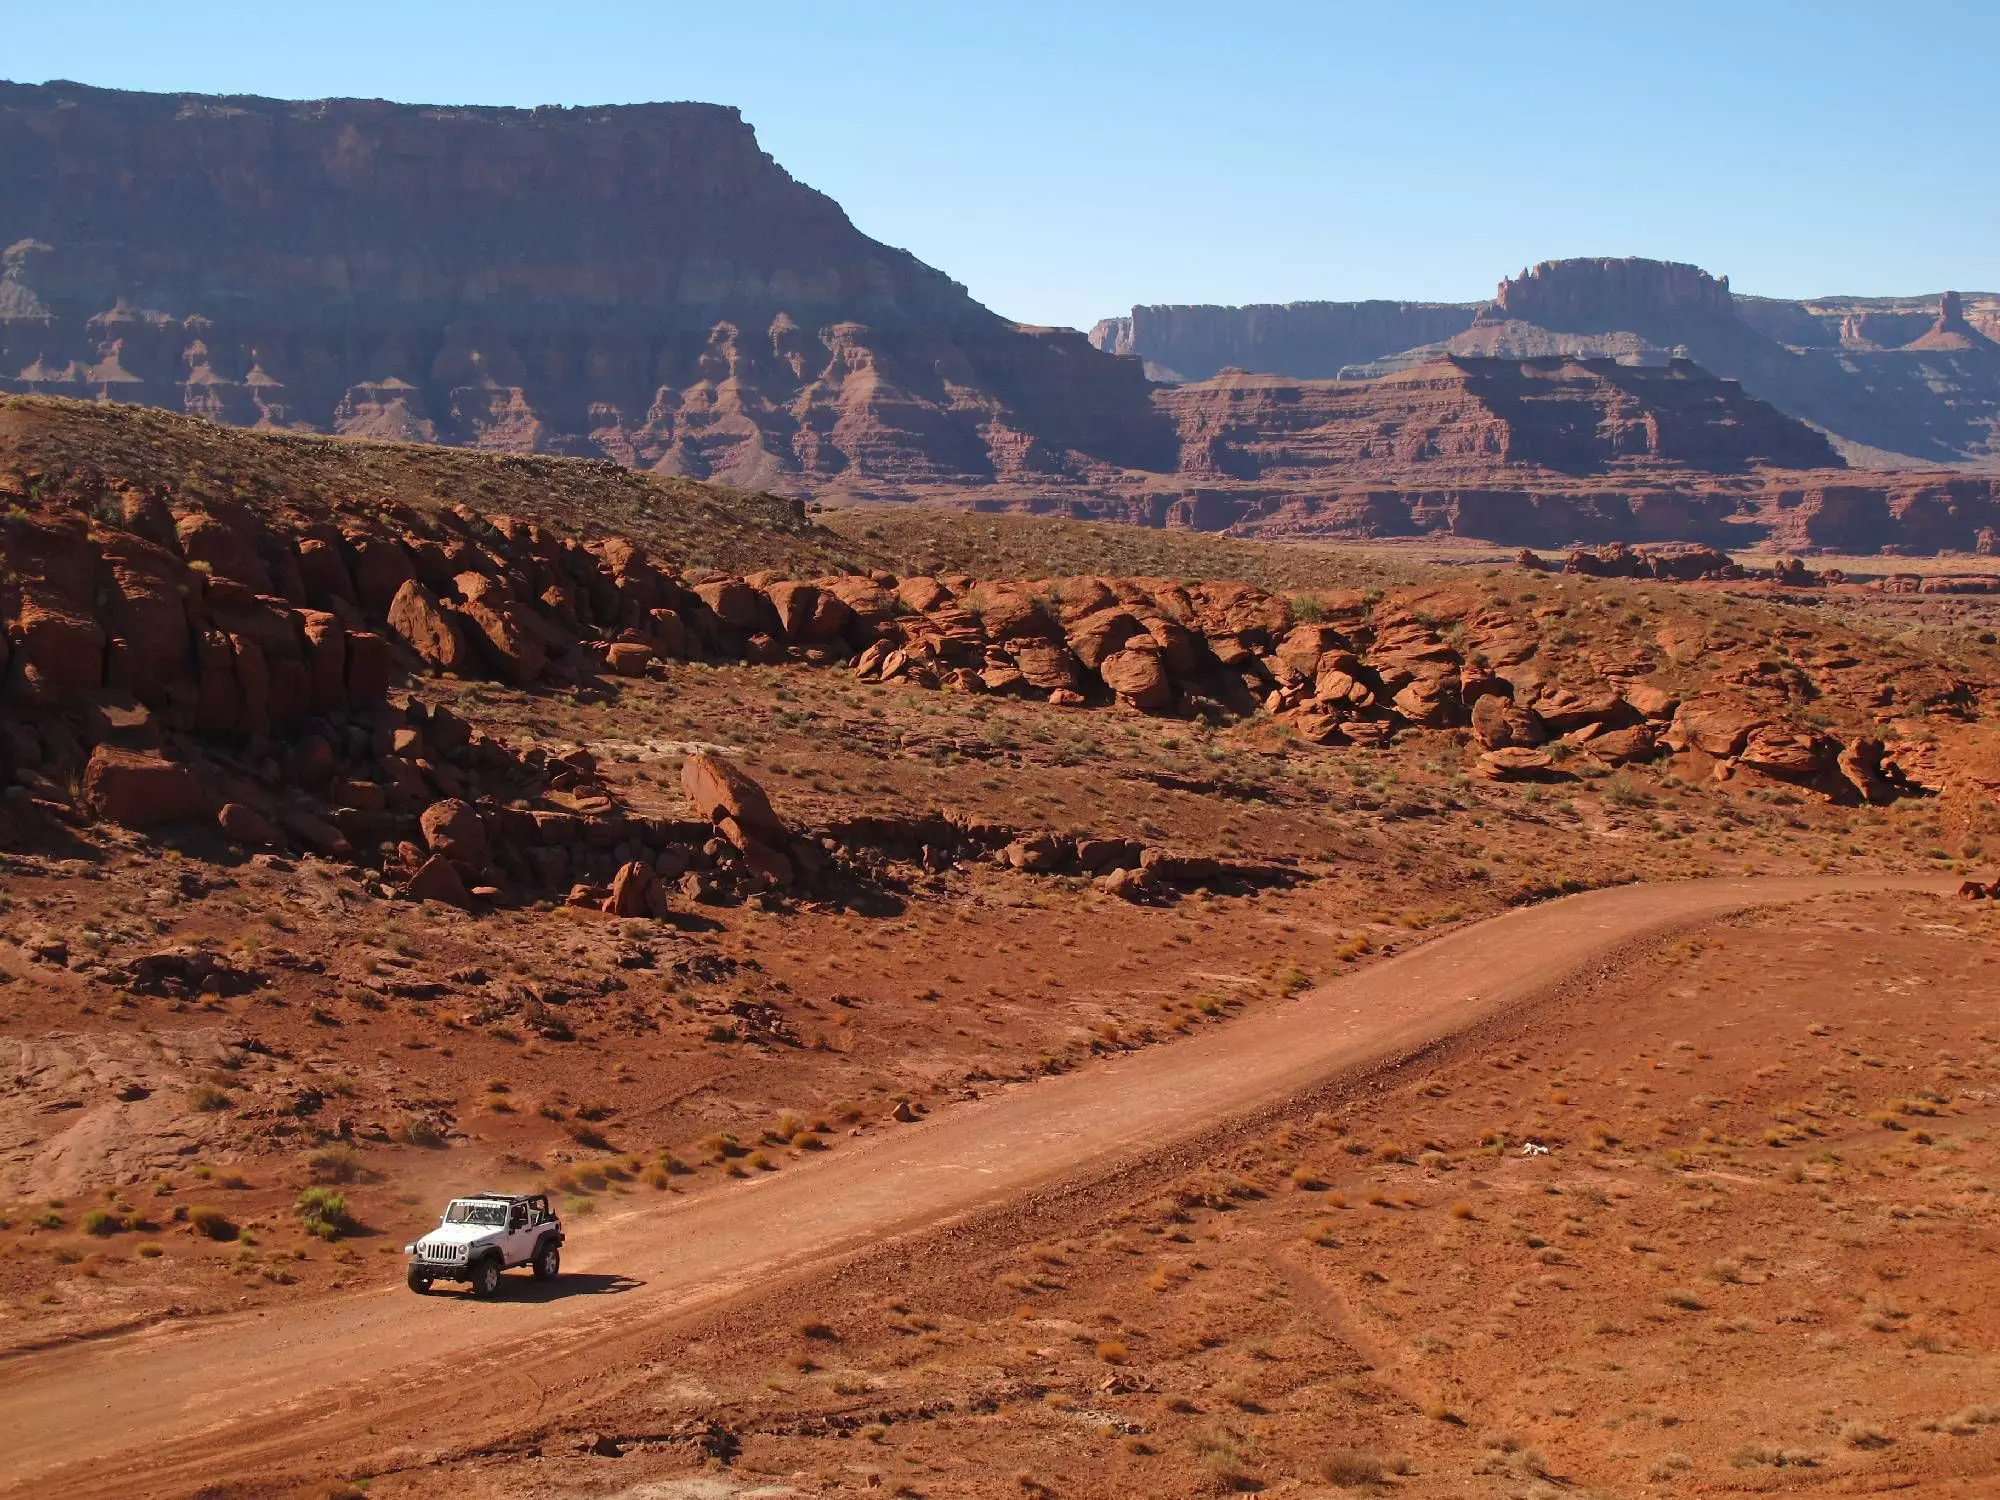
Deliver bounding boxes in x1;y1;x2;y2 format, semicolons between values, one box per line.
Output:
406;1266;432;1295
470;1255;502;1298
532;1239;561;1282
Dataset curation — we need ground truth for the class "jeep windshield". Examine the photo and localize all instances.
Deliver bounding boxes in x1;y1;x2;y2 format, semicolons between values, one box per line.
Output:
443;1201;508;1226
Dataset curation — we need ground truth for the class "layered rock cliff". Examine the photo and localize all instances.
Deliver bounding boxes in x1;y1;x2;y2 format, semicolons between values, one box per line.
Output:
1088;301;1479;383
0;81;1175;494
1095;259;2000;470
1160;356;1838;481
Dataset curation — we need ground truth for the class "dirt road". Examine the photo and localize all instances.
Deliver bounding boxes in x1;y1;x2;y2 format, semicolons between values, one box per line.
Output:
0;875;1948;1495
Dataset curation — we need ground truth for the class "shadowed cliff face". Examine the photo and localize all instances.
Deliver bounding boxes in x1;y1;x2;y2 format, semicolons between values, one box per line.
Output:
0;82;1177;490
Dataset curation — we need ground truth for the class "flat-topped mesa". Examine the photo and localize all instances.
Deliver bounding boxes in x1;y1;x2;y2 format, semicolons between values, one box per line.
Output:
0;81;1175;493
1087;301;1481;384
1158;355;1839;481
1489;258;1736;330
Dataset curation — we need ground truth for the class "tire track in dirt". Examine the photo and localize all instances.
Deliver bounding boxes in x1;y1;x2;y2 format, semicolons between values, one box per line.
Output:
0;875;1951;1497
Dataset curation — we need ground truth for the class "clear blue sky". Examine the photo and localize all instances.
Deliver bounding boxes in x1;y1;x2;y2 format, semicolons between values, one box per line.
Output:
6;0;1994;331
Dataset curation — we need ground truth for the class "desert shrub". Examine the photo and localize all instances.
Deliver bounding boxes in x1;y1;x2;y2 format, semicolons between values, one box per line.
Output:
306;1145;361;1184
296;1187;351;1241
137;1241;164;1258
79;1209;125;1237
188;1205;238;1241
1731;1445;1819;1468
1322;1448;1408;1486
568;1123;613;1152
1191;1429;1256;1492
394;1117;445;1148
189;1083;232;1112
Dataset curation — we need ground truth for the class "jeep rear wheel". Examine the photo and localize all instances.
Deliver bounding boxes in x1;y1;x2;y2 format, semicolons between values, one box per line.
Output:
469;1255;502;1298
532;1238;561;1282
406;1266;432;1295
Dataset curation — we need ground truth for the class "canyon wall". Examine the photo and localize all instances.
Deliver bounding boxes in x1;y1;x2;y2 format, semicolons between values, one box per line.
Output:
1097;259;2000;471
0;82;1176;495
1087;300;1479;383
1158;357;1839;482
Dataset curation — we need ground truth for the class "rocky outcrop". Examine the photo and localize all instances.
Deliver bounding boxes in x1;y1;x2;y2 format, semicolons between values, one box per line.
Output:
0;81;1173;497
1904;291;1999;353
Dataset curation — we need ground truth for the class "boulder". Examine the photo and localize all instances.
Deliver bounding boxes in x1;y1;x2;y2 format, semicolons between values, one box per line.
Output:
1140;849;1223;884
1315;657;1376;710
1098;866;1154;902
1738;725;1832;781
1011;642;1083;693
406;854;472;909
605;642;653;676
419;798;490;868
1837;737;1894;805
1476;746;1559;781
1067;608;1147;670
1668;702;1767;758
604;861;654;917
1137;613;1200;676
1281;706;1348;745
1099;647;1172;711
1272;623;1348;687
1004;833;1070;872
8;593;105;704
681;753;785;841
693;579;763;630
739;837;794;889
1531;686;1625;732
1075;837;1143;872
175;510;271;591
1471;694;1547;750
281;807;351;855
455;576;547;685
852;640;894;680
296;535;358;607
385;580;473;674
1392;671;1461;728
1583;724;1657;766
965;582;1058;642
346;534;417;614
81;746;209;828
217;801;279;846
895;576;953;614
1625;682;1680;721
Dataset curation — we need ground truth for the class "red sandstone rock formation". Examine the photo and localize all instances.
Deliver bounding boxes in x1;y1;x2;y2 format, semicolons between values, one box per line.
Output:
1098;261;2000;470
1904;291;1999;353
0;82;1174;496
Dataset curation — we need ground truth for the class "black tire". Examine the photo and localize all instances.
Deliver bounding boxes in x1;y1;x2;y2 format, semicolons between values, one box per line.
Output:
470;1255;502;1299
406;1266;432;1295
532;1238;561;1282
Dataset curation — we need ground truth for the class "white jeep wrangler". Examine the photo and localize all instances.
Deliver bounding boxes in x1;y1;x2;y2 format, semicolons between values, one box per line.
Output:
405;1191;563;1297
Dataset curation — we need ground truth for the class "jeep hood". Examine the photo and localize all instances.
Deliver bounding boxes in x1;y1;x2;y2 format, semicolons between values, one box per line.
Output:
418;1223;498;1247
